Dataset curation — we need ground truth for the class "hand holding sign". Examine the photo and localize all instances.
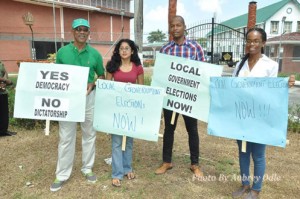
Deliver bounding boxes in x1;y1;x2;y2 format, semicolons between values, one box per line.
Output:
93;80;165;142
208;77;289;148
14;62;89;122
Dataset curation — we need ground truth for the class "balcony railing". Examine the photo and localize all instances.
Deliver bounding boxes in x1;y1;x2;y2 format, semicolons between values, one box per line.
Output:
53;0;130;12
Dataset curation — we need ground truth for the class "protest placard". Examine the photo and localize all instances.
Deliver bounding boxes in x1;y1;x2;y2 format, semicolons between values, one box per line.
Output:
151;53;223;122
93;80;165;141
14;62;89;122
208;77;289;147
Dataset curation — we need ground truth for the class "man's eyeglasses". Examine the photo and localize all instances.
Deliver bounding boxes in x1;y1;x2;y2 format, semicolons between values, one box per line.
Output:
74;27;89;32
119;47;131;52
245;40;262;45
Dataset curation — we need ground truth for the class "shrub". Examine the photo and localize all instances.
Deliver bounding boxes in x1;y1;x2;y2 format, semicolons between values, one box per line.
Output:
278;72;300;80
143;59;155;67
7;76;45;130
288;104;300;133
144;75;152;86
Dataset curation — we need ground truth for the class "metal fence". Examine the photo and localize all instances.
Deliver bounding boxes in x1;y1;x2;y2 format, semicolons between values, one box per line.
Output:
186;18;246;66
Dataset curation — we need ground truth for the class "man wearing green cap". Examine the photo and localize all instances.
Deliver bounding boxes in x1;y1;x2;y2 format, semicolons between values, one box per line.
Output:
50;18;105;192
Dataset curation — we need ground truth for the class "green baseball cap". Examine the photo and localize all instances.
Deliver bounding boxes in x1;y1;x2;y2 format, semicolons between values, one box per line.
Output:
72;18;90;29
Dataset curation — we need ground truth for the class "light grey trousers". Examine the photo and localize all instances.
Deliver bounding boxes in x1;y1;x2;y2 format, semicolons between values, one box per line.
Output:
55;90;96;181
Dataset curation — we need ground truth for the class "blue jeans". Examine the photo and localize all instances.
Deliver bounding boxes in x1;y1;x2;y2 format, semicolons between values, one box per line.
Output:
237;140;266;191
111;134;133;179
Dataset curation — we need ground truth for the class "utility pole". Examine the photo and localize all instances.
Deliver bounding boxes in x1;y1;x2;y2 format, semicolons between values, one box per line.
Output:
168;0;177;41
134;0;143;53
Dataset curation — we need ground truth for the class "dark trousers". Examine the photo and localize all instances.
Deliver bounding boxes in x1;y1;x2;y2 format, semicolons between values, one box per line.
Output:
162;108;199;165
0;94;9;134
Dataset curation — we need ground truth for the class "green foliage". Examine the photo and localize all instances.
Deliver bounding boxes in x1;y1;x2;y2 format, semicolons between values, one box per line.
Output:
196;37;208;49
7;76;45;130
279;72;300;133
147;29;167;43
47;53;56;63
144;75;152;86
143;59;155;67
278;72;300;80
288;104;300;133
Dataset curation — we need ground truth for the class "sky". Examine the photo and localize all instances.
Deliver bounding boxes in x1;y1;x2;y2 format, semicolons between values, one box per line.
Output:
135;0;298;35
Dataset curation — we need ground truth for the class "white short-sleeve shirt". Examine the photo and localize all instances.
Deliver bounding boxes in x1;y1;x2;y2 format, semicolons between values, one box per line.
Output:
233;54;278;77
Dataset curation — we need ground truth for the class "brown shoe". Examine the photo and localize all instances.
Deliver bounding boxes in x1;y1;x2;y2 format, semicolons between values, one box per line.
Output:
190;165;204;178
232;185;250;198
155;162;173;175
243;190;259;199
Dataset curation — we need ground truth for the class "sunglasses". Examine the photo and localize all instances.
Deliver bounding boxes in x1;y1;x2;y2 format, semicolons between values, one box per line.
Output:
74;27;89;32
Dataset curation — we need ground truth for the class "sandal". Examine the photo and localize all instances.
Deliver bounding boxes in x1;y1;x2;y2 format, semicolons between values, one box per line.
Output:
112;178;121;187
125;172;135;180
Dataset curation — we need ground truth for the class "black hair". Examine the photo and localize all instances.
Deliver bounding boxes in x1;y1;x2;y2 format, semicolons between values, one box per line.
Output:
172;15;186;26
106;39;141;73
235;27;267;76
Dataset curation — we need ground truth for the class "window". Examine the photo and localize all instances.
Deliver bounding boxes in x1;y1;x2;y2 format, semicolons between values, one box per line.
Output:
265;46;270;57
284;21;292;33
101;0;107;7
236;45;240;54
297;21;300;32
270;21;279;34
229;31;232;39
293;46;300;61
107;0;113;8
35;41;65;60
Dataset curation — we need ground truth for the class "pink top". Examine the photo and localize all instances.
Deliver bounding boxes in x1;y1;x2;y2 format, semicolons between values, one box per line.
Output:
113;63;144;83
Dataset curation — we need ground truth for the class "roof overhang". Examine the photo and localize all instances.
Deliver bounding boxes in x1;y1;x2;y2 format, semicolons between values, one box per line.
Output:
14;0;101;11
266;41;300;45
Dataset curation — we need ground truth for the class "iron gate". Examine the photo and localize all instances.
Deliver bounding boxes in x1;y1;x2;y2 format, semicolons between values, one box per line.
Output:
186;18;246;66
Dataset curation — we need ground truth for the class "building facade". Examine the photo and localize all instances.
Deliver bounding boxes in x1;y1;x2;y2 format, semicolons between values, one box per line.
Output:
197;0;300;72
0;0;133;73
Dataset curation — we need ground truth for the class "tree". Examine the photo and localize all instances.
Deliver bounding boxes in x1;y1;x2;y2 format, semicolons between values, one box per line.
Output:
147;30;167;43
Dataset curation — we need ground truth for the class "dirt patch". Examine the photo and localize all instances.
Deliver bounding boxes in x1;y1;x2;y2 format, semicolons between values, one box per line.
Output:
0;119;299;199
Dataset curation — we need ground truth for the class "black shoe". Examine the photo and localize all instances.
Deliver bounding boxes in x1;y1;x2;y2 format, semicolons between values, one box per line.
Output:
7;131;17;136
0;132;12;137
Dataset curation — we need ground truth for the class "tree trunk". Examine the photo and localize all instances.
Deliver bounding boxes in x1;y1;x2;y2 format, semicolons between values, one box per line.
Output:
168;0;177;41
134;0;143;53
